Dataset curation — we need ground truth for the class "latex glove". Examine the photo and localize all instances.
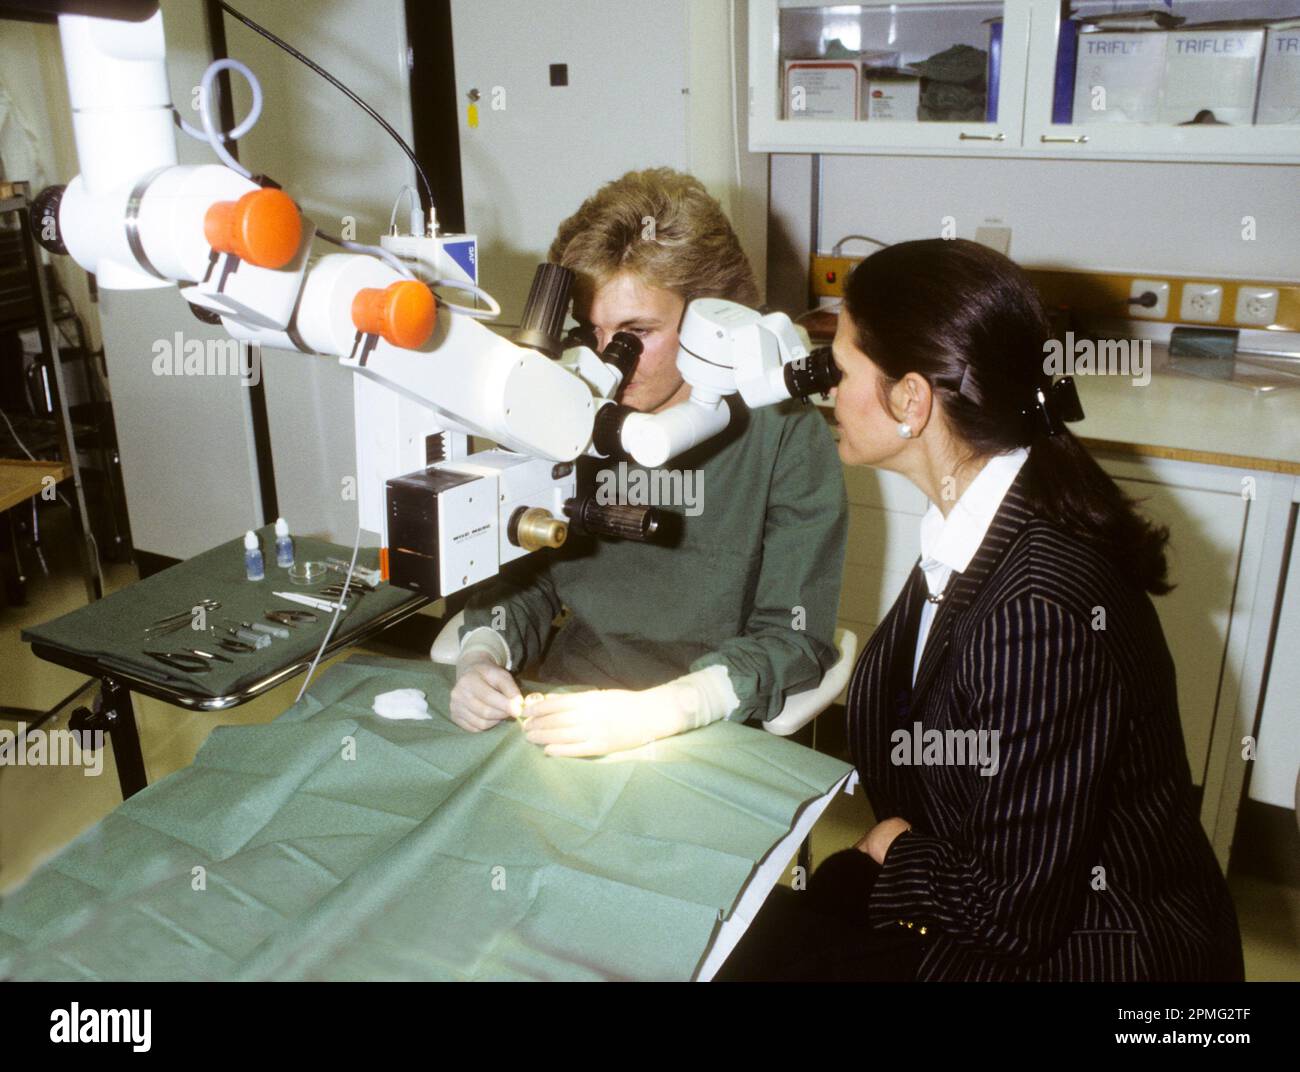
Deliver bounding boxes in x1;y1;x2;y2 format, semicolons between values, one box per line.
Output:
521;667;738;758
448;631;519;732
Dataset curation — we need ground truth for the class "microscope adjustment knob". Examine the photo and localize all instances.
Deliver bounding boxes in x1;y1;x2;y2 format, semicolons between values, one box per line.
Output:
351;280;437;350
203;187;302;269
31;184;68;255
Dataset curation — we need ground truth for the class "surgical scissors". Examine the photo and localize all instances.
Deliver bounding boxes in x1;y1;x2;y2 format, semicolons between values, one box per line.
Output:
143;599;222;637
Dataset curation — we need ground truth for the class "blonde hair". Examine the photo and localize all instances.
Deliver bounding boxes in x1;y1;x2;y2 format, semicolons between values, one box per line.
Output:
548;167;759;309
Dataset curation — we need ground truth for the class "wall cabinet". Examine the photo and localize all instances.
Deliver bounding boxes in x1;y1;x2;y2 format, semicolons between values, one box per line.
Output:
750;0;1300;162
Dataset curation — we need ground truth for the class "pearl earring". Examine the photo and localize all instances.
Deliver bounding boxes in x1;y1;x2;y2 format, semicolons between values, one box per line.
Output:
897;423;913;439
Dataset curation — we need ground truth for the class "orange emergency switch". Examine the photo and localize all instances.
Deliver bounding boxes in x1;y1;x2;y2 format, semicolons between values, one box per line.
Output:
204;188;302;269
351;280;437;350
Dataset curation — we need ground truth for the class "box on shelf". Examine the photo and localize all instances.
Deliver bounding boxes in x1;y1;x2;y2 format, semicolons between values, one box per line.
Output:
1159;22;1265;126
863;67;920;121
1257;18;1300;125
784;60;860;120
1072;28;1166;124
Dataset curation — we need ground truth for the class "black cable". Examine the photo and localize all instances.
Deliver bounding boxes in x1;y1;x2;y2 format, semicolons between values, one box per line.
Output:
218;1;435;220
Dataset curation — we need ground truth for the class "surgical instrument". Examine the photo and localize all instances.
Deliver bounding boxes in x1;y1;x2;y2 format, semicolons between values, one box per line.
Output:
144;650;212;673
143;599;222;637
273;591;349;613
324;558;382;587
318;583;367;599
266;609;317;626
179;646;233;664
228;617;290;640
216;621;273;649
322;566;378;591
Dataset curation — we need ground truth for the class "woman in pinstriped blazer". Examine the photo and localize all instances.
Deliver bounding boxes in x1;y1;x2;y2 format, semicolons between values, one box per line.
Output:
721;239;1242;983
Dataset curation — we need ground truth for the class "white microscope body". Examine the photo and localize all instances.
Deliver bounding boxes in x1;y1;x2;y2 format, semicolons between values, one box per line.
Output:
41;6;838;599
618;299;819;468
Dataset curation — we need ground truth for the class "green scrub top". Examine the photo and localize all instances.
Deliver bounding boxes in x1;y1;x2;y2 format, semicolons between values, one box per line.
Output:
460;397;848;723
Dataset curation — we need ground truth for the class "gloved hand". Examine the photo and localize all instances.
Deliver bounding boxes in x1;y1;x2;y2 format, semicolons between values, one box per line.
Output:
448;630;520;732
521;667;739;757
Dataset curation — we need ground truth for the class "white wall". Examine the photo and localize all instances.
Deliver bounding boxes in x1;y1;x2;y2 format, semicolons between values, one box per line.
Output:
451;0;770;324
689;0;770;301
768;152;1299;311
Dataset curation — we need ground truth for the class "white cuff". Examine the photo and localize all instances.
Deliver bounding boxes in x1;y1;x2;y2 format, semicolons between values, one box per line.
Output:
458;626;512;672
658;666;741;731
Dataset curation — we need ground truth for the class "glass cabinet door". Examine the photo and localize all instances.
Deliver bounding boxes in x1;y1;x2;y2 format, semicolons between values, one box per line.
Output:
750;0;1032;152
1023;0;1300;161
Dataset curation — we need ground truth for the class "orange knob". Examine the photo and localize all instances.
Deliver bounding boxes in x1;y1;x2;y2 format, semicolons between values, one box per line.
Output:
203;188;302;269
351;280;437;350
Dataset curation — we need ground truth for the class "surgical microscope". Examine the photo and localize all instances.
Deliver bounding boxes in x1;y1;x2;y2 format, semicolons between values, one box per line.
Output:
25;2;841;603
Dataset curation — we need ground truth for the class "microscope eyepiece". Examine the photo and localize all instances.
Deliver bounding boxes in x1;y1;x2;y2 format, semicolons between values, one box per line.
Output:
784;345;841;402
592;402;634;458
601;331;642;383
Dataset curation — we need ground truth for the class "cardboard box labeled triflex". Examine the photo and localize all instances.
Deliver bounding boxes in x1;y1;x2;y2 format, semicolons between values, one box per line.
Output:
1073;30;1165;123
1159;23;1264;125
1257;18;1300;124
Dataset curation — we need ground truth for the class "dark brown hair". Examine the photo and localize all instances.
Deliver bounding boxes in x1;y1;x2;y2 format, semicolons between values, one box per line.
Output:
844;238;1170;594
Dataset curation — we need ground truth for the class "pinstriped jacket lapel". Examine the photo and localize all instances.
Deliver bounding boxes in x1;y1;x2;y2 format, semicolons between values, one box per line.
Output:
909;471;1037;709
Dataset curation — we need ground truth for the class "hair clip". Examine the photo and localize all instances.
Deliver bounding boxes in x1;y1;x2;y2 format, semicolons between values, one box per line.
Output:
1025;376;1085;436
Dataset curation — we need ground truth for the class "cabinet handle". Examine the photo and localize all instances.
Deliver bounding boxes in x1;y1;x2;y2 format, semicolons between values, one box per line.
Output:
1040;134;1089;144
959;132;1006;141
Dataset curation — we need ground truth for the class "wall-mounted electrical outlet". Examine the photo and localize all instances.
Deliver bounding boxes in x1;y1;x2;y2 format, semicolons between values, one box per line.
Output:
1179;283;1223;323
1234;286;1280;327
1130;279;1170;319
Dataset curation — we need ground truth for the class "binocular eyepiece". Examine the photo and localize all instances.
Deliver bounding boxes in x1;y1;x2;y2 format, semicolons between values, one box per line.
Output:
784;346;841;402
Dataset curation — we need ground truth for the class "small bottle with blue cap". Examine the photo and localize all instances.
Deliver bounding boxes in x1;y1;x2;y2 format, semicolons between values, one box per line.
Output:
275;517;294;568
244;529;265;581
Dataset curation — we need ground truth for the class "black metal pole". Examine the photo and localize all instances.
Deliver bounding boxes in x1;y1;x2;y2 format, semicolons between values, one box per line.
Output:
204;0;279;526
13;185;103;602
101;677;148;799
